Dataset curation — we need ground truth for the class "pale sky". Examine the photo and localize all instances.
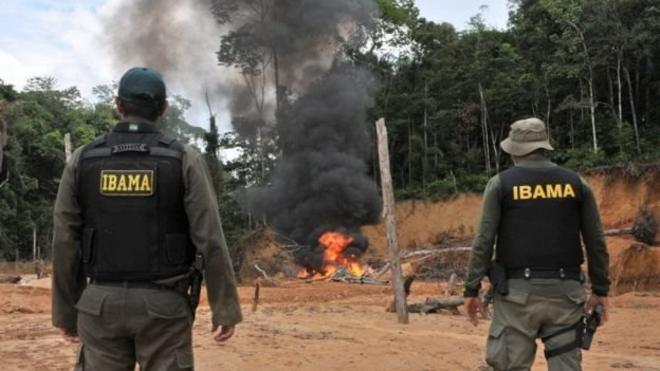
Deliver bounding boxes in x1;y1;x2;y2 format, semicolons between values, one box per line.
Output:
416;0;510;29
0;0;511;129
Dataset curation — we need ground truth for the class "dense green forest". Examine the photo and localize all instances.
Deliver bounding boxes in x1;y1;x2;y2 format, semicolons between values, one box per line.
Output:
1;0;659;262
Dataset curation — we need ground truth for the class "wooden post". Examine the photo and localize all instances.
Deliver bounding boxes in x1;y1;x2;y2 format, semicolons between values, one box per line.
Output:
251;282;260;313
64;133;72;162
375;118;409;324
32;227;37;262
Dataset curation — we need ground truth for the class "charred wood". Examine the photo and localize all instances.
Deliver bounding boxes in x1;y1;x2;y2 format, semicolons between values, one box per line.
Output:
386;275;415;312
406;296;464;315
0;275;21;284
604;227;633;236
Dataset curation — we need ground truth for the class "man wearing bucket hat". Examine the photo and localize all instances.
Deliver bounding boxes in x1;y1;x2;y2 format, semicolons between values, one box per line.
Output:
463;118;610;370
52;67;242;370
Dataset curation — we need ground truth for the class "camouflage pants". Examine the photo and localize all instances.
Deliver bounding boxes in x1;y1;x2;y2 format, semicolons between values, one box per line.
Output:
486;278;586;371
74;283;193;371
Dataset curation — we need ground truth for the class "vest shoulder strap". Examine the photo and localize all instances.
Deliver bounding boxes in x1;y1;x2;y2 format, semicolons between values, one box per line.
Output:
158;135;176;146
90;134;107;148
150;134;184;160
81;135;111;160
81;133;185;160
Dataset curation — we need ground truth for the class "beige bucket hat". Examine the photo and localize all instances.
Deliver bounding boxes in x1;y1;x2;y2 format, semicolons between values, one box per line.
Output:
500;118;554;156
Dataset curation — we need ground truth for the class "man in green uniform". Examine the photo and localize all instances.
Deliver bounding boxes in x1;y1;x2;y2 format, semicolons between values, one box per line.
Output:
52;67;243;370
464;118;610;371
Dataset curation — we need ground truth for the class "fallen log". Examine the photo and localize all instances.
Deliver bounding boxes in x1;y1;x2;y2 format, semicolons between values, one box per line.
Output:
0;275;21;284
444;272;459;297
604;227;633;236
386;275;415;312
375;262;391;279
407;296;464;315
383;274;464;315
402;247;471;259
331;275;386;285
377;247;472;279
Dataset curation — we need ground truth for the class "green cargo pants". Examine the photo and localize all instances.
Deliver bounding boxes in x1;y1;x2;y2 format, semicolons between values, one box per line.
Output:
74;283;194;371
486;278;586;371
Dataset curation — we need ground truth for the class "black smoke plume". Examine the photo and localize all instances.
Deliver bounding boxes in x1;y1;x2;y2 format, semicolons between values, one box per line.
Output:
215;0;384;270
250;65;382;270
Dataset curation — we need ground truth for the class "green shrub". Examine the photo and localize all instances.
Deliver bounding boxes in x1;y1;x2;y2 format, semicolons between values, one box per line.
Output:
457;173;489;193
552;147;608;170
426;179;456;199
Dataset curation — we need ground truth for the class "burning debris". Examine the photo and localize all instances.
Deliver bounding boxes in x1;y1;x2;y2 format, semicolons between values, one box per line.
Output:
297;231;376;281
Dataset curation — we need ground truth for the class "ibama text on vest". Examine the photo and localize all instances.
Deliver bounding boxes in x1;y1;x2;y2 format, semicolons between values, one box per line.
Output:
512;184;576;200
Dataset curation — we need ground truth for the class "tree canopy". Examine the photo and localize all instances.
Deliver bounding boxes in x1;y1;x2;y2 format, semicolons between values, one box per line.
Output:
1;0;659;262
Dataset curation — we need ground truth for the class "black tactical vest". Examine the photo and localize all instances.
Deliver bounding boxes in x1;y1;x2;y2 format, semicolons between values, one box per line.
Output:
496;165;584;269
77;122;193;281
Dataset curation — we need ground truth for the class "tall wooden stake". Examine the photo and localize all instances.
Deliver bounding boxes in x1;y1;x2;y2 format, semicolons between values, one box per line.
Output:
251;281;261;313
32;227;37;262
64;133;72;162
375;118;409;324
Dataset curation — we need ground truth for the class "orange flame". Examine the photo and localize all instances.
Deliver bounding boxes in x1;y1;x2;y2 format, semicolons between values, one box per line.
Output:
298;231;367;279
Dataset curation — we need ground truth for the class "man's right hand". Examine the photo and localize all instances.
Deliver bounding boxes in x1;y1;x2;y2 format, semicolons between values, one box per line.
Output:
464;297;482;326
585;294;609;326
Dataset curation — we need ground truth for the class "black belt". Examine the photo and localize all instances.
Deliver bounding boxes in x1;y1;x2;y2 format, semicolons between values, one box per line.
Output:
507;267;582;281
91;280;164;289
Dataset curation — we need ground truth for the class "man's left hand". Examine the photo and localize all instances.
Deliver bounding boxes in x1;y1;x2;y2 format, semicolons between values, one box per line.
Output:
56;327;79;343
212;325;235;343
464;297;483;326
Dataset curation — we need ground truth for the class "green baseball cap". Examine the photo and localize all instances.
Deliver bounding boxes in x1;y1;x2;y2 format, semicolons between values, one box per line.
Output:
118;67;166;104
500;118;554;156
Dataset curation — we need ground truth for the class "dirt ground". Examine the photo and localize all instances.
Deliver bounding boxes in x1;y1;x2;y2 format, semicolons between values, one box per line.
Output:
1;279;659;371
2;168;658;370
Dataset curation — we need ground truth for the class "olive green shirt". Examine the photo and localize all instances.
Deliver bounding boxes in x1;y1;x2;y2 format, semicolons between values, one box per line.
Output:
52;121;243;332
464;156;610;297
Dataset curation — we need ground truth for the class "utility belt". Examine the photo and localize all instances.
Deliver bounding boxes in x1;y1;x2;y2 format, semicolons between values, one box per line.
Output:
88;252;205;320
506;267;583;281
489;263;583;297
91;279;187;292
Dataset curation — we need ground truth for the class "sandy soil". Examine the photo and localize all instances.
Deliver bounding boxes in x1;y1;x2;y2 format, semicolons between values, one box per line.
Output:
362;194;483;256
3;169;658;370
1;281;659;371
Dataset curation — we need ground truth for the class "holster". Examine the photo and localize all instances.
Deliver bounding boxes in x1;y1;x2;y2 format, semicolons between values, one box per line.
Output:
488;261;509;296
155;252;205;321
188;252;205;320
581;303;604;350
